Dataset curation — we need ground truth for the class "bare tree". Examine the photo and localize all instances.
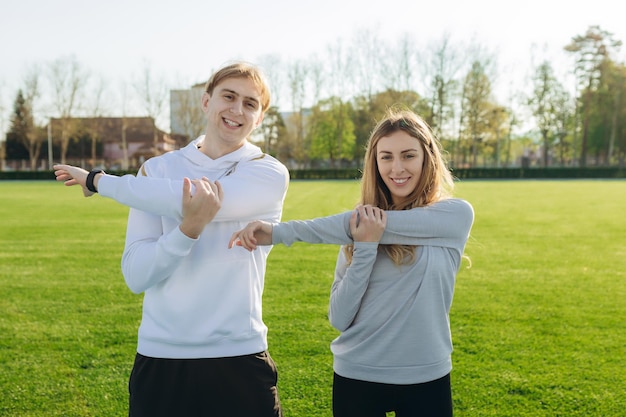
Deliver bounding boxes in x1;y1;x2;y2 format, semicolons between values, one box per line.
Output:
83;75;110;168
257;54;288;153
47;56;88;164
118;81;131;170
257;54;285;110
383;33;416;93
286;60;309;167
324;40;355;98
420;33;464;141
134;61;169;155
308;57;325;106
350;27;385;100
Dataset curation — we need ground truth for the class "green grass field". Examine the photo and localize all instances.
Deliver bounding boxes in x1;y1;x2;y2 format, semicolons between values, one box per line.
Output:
1;179;625;416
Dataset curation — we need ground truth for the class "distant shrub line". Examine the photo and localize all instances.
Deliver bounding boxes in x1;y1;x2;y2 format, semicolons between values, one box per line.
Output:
450;167;625;180
1;167;624;181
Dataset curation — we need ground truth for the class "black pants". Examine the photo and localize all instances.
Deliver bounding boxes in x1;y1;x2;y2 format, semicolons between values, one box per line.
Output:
128;351;282;417
332;372;453;417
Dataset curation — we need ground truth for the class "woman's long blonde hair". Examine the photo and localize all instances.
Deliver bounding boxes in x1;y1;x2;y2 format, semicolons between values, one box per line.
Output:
344;107;455;265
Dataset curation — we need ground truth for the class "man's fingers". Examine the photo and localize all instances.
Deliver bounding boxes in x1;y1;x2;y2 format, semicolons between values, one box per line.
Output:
199;177;223;201
183;177;192;200
190;177;216;195
214;180;224;201
54;168;70;180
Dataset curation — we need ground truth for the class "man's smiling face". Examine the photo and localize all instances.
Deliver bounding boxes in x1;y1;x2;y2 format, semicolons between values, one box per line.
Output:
200;76;264;158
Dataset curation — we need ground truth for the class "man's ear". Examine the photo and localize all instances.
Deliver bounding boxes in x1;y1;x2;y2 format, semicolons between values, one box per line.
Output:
201;92;210;113
255;113;265;128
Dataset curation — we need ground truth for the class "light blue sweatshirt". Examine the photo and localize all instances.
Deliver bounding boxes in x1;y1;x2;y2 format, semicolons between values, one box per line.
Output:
272;198;474;384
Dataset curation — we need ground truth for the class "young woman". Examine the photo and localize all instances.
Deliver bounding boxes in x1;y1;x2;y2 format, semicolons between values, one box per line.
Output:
230;108;474;416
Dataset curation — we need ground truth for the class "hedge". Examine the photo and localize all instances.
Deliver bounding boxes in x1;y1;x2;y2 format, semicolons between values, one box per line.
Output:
1;167;624;181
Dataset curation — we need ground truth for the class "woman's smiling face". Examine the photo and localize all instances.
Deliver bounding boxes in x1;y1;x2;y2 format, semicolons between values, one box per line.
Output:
376;130;425;205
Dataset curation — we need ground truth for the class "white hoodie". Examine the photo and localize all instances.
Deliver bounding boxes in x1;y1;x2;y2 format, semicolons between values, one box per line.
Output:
98;137;289;359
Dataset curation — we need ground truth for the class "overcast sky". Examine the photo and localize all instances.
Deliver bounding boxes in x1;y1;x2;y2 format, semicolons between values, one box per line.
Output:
1;0;624;132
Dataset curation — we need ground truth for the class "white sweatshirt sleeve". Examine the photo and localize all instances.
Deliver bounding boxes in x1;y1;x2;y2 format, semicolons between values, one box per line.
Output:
98;155;288;223
115;155;288;294
121;207;197;294
98;174;183;219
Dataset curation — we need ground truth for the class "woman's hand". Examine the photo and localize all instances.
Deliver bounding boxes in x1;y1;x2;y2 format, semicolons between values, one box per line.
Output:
229;220;274;251
350;205;386;242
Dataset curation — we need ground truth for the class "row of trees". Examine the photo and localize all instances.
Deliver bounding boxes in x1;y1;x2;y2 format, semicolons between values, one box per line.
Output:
256;25;624;169
2;25;625;170
1;58;168;170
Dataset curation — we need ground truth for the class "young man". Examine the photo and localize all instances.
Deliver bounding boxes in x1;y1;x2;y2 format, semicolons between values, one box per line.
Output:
55;61;289;417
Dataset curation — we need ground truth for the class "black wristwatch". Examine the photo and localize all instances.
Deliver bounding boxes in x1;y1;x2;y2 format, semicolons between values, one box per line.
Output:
86;169;104;193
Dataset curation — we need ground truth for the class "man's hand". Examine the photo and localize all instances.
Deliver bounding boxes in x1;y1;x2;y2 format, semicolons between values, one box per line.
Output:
53;164;94;197
228;220;273;251
179;177;224;239
350;205;386;243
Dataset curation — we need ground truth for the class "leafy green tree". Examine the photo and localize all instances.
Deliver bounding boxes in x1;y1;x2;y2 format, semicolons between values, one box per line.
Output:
459;60;493;167
527;61;572;167
610;64;626;166
482;106;510;167
565;25;622;166
6;90;44;169
307;97;355;168
551;93;576;166
368;89;427;119
349;96;374;167
257;105;286;157
350;89;428;166
593;60;626;165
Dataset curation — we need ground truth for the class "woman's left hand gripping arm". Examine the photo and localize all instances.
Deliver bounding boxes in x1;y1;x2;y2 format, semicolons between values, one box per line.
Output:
350;205;387;243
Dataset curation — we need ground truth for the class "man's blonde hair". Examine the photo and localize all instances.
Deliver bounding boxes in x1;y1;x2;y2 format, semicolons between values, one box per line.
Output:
204;61;271;113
